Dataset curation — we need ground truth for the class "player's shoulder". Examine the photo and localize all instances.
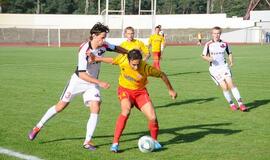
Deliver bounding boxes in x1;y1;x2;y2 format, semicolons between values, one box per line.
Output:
78;41;89;52
220;39;229;46
205;40;214;46
120;40;127;46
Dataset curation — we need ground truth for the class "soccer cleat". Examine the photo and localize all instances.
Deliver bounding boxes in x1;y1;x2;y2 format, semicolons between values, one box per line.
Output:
110;144;119;153
239;104;248;112
153;140;162;150
230;104;238;111
83;141;96;151
28;127;40;141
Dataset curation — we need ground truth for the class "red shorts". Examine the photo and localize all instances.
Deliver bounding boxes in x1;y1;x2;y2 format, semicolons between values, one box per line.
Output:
152;52;161;60
118;86;151;109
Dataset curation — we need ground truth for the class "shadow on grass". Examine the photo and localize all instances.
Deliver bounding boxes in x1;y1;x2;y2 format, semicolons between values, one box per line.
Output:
245;99;270;111
155;97;217;109
167;70;207;77
40;122;241;150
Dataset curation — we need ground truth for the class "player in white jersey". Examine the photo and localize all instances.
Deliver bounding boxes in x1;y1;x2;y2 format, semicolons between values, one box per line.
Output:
201;26;248;112
28;22;128;150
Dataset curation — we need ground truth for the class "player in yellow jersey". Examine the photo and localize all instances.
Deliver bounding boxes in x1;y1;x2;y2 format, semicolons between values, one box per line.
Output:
90;49;177;152
120;26;151;61
148;25;165;70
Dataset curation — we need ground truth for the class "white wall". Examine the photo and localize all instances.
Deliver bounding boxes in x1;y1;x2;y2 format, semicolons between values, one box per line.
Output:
0;13;255;29
221;27;262;43
250;10;270;21
0;14;102;29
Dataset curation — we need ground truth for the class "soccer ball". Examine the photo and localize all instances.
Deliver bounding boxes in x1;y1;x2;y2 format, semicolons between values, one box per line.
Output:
138;135;155;153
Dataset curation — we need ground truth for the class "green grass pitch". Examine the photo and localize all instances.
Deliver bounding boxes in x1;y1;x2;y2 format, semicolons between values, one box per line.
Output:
0;45;269;160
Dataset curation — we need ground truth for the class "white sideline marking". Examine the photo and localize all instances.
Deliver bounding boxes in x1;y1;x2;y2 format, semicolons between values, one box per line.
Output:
0;147;43;160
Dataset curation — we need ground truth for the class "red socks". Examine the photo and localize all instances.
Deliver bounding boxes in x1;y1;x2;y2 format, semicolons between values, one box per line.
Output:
113;115;159;143
113;114;128;144
148;120;159;140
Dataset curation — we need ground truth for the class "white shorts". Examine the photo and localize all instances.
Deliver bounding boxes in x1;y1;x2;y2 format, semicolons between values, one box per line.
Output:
209;64;232;85
60;73;101;106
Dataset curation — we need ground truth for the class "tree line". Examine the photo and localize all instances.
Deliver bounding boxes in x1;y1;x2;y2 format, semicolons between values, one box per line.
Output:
0;0;269;17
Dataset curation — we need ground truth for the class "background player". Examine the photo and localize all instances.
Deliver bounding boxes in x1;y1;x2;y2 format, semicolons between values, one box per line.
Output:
148;25;165;70
197;32;202;46
90;49;177;152
28;22;128;151
120;26;150;61
201;26;248;112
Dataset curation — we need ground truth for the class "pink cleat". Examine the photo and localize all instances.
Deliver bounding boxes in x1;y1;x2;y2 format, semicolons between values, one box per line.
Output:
28;127;40;141
230;104;238;111
239;104;248;112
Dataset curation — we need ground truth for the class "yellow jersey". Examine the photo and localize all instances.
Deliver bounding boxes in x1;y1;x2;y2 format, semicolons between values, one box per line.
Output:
120;39;149;57
112;54;162;90
148;34;165;52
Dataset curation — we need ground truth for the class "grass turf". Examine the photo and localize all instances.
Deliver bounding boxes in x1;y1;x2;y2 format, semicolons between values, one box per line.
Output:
0;45;269;160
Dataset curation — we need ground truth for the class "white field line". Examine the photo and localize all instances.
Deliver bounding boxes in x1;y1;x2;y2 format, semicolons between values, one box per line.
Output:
0;147;43;160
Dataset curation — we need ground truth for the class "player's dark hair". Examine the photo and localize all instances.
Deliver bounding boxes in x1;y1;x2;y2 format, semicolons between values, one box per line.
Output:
89;22;109;40
128;49;142;61
124;26;135;33
155;25;161;29
212;26;222;33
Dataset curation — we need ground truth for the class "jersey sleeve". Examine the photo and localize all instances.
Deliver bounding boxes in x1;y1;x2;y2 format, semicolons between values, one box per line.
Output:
225;43;232;55
148;36;152;46
104;41;116;51
202;43;209;56
77;45;88;72
144;63;162;77
139;40;149;56
112;54;126;65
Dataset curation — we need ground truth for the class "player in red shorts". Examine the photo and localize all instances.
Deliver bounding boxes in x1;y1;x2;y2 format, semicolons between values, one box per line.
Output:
91;49;177;152
148;25;165;70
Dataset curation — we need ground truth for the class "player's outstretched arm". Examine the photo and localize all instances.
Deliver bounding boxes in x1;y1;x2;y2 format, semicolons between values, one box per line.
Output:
160;72;177;99
228;54;233;67
92;56;114;64
79;72;110;89
115;46;128;54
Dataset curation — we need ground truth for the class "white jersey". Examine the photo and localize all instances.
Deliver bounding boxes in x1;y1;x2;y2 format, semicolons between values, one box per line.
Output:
76;41;116;80
60;41;116;105
202;40;231;67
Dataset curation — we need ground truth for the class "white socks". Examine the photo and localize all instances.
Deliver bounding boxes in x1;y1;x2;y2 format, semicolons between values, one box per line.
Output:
84;113;99;144
223;91;234;105
231;87;243;105
36;105;57;129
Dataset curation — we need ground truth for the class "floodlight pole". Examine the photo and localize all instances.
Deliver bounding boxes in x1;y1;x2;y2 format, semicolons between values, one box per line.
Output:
105;0;109;25
98;0;100;15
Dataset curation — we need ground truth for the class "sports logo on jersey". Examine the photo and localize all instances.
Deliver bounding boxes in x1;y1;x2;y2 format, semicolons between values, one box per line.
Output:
97;49;106;56
220;44;226;48
94;94;100;98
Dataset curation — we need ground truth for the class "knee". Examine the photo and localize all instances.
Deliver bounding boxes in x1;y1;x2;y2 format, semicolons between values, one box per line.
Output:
121;109;131;117
55;101;69;112
89;101;101;113
149;116;157;122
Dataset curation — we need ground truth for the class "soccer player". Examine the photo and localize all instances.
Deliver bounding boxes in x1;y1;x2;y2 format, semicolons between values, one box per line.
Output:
197;32;202;46
148;25;165;70
201;26;248;112
28;22;128;151
120;26;151;61
91;49;177;152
